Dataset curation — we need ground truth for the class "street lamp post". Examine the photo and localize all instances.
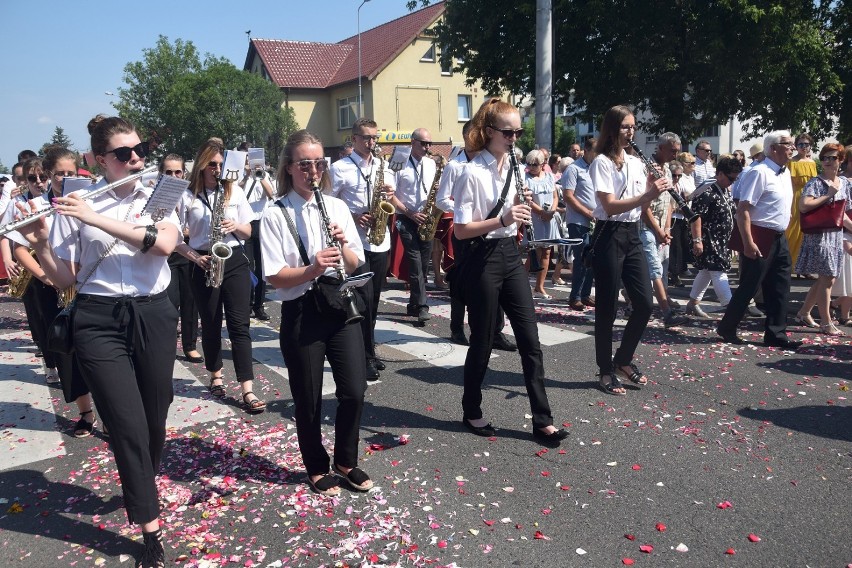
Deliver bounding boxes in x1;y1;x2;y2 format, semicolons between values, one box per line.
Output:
357;0;372;119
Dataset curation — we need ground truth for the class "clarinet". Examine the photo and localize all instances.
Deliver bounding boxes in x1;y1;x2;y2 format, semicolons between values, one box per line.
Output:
628;140;699;223
509;144;543;272
311;180;364;325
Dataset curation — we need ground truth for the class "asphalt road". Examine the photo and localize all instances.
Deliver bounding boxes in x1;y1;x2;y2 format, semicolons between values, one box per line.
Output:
0;270;849;568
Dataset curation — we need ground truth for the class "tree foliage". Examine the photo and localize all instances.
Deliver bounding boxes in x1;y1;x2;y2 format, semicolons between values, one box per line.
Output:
114;36;298;163
517;116;576;156
415;0;844;142
40;127;74;155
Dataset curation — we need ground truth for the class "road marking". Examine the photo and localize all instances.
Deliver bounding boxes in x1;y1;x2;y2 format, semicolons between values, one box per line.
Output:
168;360;235;428
0;332;65;471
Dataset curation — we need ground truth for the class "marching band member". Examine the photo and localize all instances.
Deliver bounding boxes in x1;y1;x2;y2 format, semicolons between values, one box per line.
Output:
160;154;203;364
391;127;437;323
176;138;265;413
453;98;568;446
330;118;395;381
17;115;181;567
260;130;372;496
589;105;668;395
9;149;98;436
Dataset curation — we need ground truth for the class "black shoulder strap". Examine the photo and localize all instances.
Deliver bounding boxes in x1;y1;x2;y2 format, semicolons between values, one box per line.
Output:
485;164;513;220
274;200;311;267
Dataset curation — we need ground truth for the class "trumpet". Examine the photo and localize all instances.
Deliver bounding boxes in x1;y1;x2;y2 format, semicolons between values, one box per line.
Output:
0;166;158;236
628;140;698;223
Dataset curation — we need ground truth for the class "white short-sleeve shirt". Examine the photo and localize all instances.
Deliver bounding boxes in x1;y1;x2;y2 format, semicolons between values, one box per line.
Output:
178;184;254;251
436;152;471;213
330;153;395;253
453;149;519;239
736;158;793;232
260;190;364;301
590;151;647;222
395;155;437;212
49;179;181;296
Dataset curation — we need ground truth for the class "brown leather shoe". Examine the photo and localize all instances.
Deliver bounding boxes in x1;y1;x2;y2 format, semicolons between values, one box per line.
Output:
568;299;585;311
581;296;596;307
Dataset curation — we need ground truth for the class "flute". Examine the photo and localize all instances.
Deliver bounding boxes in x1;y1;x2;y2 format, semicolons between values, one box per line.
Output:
628;140;698;223
0;166;158;236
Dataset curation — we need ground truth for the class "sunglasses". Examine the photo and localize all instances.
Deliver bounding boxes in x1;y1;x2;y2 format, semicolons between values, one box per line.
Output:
697;147;711;152
672;174;682;179
52;170;77;178
796;142;811;148
488;125;524;138
527;162;542;167
207;161;223;169
415;140;433;147
27;173;49;183
820;155;839;162
296;159;328;172
355;134;379;141
683;161;696;165
164;169;184;176
106;141;150;162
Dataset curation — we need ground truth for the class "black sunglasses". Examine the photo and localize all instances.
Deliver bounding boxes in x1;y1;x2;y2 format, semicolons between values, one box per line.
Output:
296;159;328;172
414;139;433;147
488;125;524;138
106;141;150;163
27;173;49;183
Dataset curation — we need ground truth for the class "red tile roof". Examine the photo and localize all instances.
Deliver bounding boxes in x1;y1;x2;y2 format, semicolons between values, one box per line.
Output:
245;2;445;89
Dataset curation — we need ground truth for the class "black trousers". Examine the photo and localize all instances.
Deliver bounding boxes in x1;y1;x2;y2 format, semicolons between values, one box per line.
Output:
191;250;255;381
353;249;388;360
396;216;433;309
72;291;177;524
591;222;654;374
167;253;199;352
448;233;505;335
669;217;692;277
280;291;367;476
21;279;53;367
461;237;553;429
718;232;790;342
246;220;267;311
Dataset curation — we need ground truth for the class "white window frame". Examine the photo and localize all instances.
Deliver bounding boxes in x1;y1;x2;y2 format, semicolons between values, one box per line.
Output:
338;96;358;130
420;43;436;62
457;95;472;121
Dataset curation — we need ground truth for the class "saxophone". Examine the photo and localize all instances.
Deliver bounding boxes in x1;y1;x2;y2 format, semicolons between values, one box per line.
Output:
205;182;233;288
366;147;395;246
7;250;35;298
417;151;446;241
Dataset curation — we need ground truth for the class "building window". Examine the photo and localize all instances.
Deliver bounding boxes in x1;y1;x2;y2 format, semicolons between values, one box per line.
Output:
700;125;720;137
645;134;658;144
338;96;358;129
420;43;435;62
441;56;452;75
457;95;472;121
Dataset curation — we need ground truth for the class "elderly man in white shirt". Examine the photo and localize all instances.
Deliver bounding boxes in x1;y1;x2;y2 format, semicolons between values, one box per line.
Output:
693;140;716;186
717;130;800;350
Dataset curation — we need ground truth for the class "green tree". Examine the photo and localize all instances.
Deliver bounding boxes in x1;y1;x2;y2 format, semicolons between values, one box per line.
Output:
517;116;575;156
829;0;851;142
0;160;9;174
419;0;842;141
40;126;74;155
115;36;298;162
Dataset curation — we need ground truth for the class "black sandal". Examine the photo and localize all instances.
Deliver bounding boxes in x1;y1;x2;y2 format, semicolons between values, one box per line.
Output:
74;410;97;438
208;377;226;399
598;373;627;396
242;392;266;414
332;464;374;491
307;473;341;496
616;363;648;386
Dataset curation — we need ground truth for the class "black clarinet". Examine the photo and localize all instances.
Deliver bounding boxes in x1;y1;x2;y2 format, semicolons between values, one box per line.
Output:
311;181;364;325
509;144;543;273
628;140;699;223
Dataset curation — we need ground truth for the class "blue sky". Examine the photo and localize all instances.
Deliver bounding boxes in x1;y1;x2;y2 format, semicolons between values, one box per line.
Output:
0;0;413;169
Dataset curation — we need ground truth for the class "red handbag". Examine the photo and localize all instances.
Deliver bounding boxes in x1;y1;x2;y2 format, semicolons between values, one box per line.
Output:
800;198;847;234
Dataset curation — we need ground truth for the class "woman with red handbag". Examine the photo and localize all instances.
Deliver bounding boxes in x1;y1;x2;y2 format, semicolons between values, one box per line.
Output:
794;143;852;336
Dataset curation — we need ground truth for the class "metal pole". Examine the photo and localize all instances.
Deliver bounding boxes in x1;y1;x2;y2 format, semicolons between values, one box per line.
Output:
357;0;371;118
535;0;553;151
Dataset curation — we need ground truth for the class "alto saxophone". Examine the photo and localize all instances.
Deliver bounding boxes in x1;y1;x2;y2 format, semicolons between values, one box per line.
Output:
7;250;36;298
366;147;395;246
417;151;446;241
205;182;233;288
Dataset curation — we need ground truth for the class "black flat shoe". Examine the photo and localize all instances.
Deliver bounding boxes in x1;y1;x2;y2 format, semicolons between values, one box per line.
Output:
372;358;386;371
491;333;517;352
763;338;802;351
366;360;380;381
716;328;745;345
463;418;496;437
450;330;469;346
533;427;570;447
184;351;204;363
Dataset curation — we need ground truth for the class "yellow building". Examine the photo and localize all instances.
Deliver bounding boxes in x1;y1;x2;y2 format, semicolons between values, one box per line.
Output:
243;1;492;156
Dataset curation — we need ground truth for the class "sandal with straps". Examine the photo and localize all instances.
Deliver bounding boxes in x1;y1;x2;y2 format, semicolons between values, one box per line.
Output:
598;373;627;396
307;473;341;496
616;363;648;386
333;464;374;491
208;377;226;399
74;410;97;438
242;391;267;414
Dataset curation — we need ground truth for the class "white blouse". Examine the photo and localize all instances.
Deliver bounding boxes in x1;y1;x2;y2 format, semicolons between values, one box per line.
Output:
589;151;647;222
178;184;254;250
50;179;181;297
453;149;519;239
329;153;396;252
259;190;364;301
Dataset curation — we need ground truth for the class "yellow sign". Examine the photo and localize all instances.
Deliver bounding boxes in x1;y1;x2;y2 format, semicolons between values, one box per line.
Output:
340;131;414;145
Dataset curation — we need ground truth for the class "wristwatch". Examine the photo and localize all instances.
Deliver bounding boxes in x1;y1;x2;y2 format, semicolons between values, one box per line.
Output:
692;237;702;243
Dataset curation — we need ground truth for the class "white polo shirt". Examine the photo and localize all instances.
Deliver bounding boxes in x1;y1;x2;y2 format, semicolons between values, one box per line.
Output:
259;190;364;301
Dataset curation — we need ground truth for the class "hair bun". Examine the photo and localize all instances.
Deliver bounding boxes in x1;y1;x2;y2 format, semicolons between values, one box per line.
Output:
87;114;109;135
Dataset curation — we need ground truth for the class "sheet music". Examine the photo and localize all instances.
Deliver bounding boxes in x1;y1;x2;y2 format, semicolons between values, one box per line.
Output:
388;146;410;172
61;177;96;196
222;150;247;181
247;148;265;172
142;175;190;219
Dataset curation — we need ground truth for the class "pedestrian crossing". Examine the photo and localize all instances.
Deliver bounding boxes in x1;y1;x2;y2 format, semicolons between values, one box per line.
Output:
0;288;594;470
